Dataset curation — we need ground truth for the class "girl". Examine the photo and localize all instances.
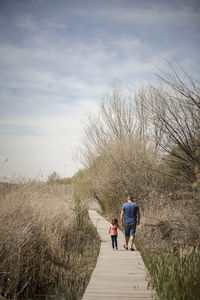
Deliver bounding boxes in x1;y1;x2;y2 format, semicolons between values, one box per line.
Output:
109;217;119;250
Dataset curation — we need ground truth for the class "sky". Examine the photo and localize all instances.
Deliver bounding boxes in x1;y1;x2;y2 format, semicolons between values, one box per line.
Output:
0;0;200;181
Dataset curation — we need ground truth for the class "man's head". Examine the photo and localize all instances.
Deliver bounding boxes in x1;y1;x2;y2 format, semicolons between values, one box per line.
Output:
127;195;133;202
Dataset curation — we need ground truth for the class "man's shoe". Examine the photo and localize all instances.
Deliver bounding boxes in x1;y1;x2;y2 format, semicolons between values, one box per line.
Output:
130;248;135;251
123;245;128;250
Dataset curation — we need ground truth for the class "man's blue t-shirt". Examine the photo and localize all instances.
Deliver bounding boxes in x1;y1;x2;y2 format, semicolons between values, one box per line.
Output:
122;202;139;224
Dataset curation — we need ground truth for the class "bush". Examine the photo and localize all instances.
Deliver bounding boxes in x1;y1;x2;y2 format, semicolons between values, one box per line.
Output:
0;182;99;299
143;247;200;300
76;87;159;213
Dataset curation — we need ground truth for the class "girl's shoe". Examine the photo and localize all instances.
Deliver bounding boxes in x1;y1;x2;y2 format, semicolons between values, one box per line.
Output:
112;248;115;251
130;247;135;251
123;245;128;250
115;247;118;250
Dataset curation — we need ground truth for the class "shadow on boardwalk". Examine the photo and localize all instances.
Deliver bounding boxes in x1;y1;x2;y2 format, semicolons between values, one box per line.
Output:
82;210;155;300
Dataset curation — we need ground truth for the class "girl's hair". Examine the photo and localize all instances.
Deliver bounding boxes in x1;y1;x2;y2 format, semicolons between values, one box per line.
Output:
111;217;118;225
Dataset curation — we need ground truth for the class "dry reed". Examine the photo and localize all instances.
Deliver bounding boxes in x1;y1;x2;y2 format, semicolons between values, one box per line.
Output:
0;181;99;300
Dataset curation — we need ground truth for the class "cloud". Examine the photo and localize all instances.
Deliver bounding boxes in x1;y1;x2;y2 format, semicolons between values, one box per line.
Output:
14;14;38;31
74;0;200;27
0;97;99;135
0;97;99;179
0;0;199;180
0;134;80;180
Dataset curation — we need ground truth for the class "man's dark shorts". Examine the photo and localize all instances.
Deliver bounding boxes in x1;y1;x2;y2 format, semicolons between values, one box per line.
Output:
125;222;137;237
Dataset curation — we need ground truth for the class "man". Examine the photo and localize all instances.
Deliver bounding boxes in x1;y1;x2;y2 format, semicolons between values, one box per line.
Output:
120;195;140;251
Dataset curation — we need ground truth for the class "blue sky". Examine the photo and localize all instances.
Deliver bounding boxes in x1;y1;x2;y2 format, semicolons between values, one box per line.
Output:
0;0;200;180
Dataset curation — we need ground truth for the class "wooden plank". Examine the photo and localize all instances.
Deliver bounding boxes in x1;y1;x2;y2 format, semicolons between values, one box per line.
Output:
82;210;155;300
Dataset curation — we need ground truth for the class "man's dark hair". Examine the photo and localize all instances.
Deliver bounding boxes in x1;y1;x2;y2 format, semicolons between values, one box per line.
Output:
127;195;133;202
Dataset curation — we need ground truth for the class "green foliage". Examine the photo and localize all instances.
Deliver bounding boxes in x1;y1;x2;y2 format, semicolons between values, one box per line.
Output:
47;172;72;185
57;177;72;185
192;136;200;191
141;247;200;300
47;171;60;184
72;169;93;200
193;169;200;191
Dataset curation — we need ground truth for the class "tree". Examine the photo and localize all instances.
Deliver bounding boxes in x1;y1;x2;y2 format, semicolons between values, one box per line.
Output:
76;87;158;212
135;61;200;183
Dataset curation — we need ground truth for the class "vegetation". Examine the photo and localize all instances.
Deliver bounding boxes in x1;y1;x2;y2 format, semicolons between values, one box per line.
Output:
74;62;200;299
0;181;100;300
76;87;158;214
138;246;200;300
47;171;61;183
47;171;72;185
1;61;199;300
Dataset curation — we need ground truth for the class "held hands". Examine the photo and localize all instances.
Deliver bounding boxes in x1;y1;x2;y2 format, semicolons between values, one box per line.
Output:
121;221;140;226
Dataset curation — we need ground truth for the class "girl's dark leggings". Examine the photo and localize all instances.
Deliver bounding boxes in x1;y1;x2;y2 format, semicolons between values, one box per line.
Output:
111;235;118;248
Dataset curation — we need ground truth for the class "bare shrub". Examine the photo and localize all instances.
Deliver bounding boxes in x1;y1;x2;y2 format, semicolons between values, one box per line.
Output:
76;87;159;213
134;62;200;183
136;189;200;250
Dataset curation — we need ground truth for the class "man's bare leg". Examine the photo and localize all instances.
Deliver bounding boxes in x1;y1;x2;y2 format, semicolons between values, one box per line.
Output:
130;235;135;249
125;236;129;247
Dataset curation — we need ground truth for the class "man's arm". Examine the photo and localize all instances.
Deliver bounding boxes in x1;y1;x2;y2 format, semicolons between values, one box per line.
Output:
120;210;124;226
137;209;140;225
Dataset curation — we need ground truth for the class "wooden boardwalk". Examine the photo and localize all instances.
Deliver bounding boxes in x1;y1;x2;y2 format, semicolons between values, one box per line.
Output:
82;210;155;300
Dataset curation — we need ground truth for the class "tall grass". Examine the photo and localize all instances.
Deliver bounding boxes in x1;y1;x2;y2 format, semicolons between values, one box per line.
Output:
0;182;100;299
138;245;200;300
